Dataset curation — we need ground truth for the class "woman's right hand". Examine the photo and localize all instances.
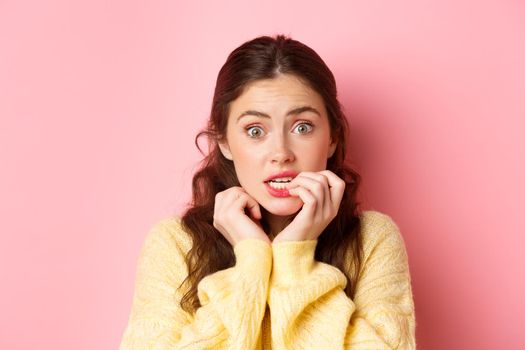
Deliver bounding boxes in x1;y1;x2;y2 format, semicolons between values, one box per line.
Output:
213;187;271;247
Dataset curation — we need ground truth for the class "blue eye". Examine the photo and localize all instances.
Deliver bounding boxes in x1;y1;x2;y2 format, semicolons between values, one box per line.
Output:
294;122;313;134
246;126;264;138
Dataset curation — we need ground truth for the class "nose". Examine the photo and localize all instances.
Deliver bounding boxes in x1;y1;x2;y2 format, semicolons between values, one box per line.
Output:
270;133;295;164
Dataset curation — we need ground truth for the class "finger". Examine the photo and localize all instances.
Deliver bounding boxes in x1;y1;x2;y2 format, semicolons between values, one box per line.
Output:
288;185;317;218
318;170;346;211
245;196;261;219
233;191;261;220
219;187;242;212
214;191;224;213
293;172;331;211
237;188;261;219
289;174;328;213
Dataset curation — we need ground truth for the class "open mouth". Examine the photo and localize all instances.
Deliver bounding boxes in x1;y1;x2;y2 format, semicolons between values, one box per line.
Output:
265;177;293;190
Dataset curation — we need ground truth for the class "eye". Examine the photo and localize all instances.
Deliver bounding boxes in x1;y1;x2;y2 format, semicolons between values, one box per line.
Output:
245;125;264;138
293;122;313;134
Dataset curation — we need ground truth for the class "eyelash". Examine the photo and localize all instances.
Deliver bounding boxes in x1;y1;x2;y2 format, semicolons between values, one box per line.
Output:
245;122;314;138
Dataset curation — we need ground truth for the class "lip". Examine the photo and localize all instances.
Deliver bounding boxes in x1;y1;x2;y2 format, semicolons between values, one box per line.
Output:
265;182;291;197
264;170;299;182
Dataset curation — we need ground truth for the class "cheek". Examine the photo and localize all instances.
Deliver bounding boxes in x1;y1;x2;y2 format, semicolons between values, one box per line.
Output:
302;141;330;166
232;149;261;181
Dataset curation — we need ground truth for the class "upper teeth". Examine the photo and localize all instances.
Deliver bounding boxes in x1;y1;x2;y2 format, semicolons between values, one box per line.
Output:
269;177;292;183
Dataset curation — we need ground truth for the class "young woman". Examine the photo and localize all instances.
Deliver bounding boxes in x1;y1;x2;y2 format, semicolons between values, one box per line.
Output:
119;34;416;349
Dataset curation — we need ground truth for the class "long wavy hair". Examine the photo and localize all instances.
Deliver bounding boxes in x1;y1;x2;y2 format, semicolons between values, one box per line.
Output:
178;34;363;315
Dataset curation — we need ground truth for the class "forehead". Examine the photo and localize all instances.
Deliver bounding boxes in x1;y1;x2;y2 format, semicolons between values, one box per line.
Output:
232;74;325;109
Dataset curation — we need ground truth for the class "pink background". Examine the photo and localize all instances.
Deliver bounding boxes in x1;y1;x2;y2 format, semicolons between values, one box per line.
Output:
1;1;524;349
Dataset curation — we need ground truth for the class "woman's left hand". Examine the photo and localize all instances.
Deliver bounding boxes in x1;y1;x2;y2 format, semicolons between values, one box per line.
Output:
272;170;346;244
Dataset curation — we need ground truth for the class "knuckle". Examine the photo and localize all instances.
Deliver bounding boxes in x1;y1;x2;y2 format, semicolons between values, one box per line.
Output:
321;170;332;177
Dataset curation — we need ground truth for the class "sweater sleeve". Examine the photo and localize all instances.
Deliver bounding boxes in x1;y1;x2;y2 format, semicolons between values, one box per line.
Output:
118;218;272;350
267;213;416;349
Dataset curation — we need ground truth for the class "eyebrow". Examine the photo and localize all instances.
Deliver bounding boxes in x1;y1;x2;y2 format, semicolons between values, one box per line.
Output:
236;106;321;123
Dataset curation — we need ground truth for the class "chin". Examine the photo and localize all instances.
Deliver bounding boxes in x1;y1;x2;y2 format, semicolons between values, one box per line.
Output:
262;198;302;216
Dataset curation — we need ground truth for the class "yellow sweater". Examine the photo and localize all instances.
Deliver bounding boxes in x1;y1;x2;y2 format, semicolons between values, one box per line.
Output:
119;210;416;349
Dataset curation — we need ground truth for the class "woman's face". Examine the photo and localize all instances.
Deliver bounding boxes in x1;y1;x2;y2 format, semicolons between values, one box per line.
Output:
218;73;337;218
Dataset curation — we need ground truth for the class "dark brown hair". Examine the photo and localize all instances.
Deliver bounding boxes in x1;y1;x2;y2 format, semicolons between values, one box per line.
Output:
178;34;363;315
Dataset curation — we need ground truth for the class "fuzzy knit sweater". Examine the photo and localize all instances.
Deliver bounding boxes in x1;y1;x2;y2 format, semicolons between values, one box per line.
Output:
119;210;416;349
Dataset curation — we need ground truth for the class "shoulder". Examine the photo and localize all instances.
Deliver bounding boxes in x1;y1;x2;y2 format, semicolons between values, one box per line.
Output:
359;210;400;234
140;216;193;261
357;210;408;262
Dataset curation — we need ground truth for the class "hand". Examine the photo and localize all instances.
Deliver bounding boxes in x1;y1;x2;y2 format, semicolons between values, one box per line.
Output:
272;170;345;244
213;186;271;247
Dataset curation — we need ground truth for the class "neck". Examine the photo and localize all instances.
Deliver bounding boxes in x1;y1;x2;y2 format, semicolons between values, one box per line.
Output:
260;207;295;240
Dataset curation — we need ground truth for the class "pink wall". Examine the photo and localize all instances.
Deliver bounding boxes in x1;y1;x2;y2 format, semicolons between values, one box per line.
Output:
1;1;524;349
